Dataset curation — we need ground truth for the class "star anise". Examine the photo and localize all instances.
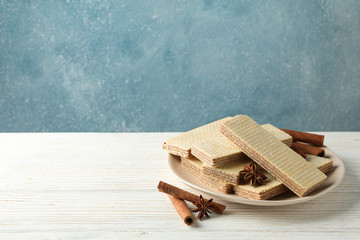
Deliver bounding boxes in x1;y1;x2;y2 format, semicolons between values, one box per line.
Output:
191;195;213;220
240;163;267;186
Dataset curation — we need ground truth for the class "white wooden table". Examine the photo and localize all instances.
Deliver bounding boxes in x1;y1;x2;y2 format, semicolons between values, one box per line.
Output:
0;132;359;239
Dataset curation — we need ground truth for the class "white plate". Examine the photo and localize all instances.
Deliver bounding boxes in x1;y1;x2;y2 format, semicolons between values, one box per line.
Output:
168;146;345;206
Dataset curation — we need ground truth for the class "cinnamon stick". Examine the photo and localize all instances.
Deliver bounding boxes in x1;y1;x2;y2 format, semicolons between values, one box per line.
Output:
157;181;226;214
167;194;195;226
291;142;325;157
290;146;307;158
280;128;324;147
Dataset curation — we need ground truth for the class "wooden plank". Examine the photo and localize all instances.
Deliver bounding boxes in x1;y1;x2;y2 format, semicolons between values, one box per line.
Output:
0;132;359;239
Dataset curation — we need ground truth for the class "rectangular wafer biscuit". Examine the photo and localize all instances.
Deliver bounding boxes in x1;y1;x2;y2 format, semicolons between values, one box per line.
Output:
261;124;293;146
191;137;244;167
163;117;232;157
180;155;203;176
234;155;333;200
220;115;327;197
180;156;233;193
181;154;332;199
191;124;292;167
202;156;253;184
306;155;333;173
200;174;234;194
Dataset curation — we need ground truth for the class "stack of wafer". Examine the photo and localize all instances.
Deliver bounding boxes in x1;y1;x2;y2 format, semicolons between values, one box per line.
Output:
181;156;234;194
163;117;232;157
219;115;327;197
164;115;332;200
233;155;332;200
181;153;332;200
191;123;292;167
180;156;233;193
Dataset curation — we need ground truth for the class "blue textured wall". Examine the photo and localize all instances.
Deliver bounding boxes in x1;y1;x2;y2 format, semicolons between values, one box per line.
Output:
0;0;359;132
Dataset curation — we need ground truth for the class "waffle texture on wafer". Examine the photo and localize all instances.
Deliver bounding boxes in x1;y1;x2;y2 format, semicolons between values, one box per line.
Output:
220;115;327;197
191;136;244;167
261;124;293;146
202;156;253;184
200;174;233;193
306;155;333;173
180;156;203;176
163;117;232;157
191;124;292;167
233;155;333;200
180;156;233;193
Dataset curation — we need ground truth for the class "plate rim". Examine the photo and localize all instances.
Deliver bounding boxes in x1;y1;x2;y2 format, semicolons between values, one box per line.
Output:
168;146;345;206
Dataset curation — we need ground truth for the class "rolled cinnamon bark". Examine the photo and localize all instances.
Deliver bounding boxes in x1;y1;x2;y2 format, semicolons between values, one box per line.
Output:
280;129;324;147
158;181;226;214
291;142;325;157
290;146;307;158
167;194;195;226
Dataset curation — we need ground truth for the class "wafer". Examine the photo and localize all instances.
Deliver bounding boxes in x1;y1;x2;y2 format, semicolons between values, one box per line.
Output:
199;174;234;194
220;115;327;197
191;124;292;167
191;137;244;167
180;155;203;176
180;156;233;193
261;124;293;146
202;156;253;185
234;155;333;200
163;117;232;157
181;154;331;199
306;155;333;173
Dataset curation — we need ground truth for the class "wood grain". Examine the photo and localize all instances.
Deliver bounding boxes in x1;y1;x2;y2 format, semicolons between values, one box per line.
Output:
0;132;359;239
